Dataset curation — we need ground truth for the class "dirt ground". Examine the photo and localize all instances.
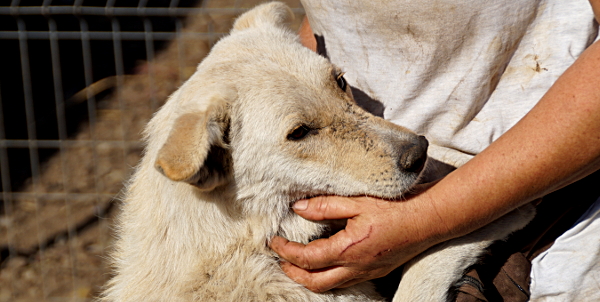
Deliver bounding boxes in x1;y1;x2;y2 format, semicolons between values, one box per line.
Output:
0;1;304;301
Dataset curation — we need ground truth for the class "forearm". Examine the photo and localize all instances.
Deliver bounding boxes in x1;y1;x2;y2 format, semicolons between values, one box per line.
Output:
424;40;600;242
298;16;317;51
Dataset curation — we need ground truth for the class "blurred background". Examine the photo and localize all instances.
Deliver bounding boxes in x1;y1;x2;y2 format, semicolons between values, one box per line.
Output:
0;0;304;300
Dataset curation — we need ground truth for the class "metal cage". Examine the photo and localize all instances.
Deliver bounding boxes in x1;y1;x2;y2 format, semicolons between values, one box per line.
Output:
0;1;304;301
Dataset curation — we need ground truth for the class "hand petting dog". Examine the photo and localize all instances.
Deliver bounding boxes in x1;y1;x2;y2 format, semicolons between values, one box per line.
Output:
271;194;445;293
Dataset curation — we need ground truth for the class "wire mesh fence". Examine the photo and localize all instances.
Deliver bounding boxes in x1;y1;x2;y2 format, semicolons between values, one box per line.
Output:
0;1;304;301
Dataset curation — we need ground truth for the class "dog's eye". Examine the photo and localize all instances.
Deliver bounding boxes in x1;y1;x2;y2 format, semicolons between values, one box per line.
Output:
287;125;311;141
336;72;347;91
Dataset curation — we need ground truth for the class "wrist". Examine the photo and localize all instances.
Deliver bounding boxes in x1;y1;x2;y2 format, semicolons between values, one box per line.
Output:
406;178;495;248
413;189;457;247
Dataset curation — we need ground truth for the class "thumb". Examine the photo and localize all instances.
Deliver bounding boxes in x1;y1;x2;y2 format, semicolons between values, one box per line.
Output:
292;196;361;221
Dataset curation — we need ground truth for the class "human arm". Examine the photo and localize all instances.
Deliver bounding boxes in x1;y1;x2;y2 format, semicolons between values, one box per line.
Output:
592;0;600;22
298;16;317;52
270;9;600;292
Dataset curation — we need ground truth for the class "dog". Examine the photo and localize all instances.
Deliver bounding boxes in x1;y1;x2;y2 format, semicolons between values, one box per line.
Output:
100;2;535;301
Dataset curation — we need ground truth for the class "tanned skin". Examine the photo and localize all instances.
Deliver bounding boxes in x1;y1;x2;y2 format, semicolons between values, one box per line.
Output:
270;2;600;292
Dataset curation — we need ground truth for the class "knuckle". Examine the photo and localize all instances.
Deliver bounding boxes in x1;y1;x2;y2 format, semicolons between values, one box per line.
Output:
298;254;313;270
318;203;330;220
299;245;327;270
314;197;328;211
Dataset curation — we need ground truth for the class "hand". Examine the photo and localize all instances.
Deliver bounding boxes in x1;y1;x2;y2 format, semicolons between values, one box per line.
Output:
270;34;600;295
269;194;446;293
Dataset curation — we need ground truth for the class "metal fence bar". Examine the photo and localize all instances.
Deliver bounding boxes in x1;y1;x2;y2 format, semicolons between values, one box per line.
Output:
138;0;149;9
111;17;128;148
0;139;143;148
0;31;223;40
0;192;117;201
49;19;67;142
0;6;305;16
17;16;50;299
49;17;78;299
175;17;185;84
107;17;129;260
0;83;18;302
79;20;106;283
73;0;83;9
143;18;159;112
9;0;20;8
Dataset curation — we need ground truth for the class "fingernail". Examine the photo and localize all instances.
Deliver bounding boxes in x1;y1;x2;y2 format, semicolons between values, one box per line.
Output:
293;199;308;210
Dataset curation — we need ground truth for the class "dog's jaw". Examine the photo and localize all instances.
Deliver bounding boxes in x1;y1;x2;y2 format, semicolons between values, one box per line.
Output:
268;155;431;245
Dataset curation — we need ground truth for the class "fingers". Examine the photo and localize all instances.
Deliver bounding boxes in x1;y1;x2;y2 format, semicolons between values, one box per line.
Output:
271;195;398;293
279;261;359;293
292;196;362;221
270;235;349;270
272;197;379;270
271;237;359;292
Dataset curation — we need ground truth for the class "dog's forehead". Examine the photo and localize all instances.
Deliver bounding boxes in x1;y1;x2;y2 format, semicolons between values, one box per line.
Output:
243;57;347;106
212;30;358;131
210;26;347;109
239;70;350;122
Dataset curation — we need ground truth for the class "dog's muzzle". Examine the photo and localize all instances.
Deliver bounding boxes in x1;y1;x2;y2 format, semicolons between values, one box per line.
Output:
398;135;428;174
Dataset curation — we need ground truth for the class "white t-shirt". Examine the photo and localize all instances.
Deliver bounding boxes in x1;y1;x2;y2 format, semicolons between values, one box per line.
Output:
300;0;600;300
301;0;598;167
530;197;600;301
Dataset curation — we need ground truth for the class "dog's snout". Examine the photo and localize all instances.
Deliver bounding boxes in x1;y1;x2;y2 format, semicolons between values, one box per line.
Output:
398;135;428;174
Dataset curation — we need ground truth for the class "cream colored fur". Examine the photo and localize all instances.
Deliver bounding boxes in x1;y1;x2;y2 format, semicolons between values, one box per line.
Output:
101;2;534;302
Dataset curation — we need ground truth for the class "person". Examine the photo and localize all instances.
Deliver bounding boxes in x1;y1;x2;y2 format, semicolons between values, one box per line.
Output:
269;0;600;300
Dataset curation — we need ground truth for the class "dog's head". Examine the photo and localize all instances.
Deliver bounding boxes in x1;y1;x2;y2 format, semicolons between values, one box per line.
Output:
151;2;428;242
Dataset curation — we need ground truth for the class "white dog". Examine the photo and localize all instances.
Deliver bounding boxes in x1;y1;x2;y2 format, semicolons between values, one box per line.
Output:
101;2;534;301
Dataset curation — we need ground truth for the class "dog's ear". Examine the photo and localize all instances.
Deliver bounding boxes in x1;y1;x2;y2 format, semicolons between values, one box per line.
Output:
232;2;294;31
155;105;232;191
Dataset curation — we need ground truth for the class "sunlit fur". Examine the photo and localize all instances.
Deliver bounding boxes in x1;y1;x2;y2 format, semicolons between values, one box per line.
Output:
100;2;535;302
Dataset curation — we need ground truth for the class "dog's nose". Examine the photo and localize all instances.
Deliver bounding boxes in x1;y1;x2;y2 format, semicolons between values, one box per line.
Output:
398;135;428;174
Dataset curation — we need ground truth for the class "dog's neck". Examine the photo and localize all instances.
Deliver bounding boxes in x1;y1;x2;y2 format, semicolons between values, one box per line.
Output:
235;180;331;245
127;152;329;265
